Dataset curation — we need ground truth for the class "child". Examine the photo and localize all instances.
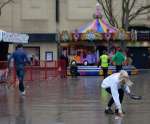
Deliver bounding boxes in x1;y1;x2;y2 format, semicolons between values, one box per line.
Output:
70;61;78;78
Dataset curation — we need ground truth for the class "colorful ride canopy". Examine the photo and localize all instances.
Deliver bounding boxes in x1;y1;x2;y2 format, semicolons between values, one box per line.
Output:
77;18;117;33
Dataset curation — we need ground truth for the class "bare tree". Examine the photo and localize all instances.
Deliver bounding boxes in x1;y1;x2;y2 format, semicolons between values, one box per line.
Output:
97;0;150;31
97;0;119;28
0;0;14;16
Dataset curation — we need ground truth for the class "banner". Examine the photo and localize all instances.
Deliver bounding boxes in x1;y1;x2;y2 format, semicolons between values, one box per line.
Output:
2;32;29;43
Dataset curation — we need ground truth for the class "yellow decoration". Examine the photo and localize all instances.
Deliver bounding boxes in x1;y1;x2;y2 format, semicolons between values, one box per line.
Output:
99;70;103;75
108;70;113;75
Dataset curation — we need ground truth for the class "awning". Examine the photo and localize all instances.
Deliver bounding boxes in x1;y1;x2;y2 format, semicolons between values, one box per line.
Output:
28;33;57;42
77;18;117;33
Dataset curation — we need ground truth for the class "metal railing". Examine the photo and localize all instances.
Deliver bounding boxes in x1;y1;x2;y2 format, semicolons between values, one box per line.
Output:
0;60;67;86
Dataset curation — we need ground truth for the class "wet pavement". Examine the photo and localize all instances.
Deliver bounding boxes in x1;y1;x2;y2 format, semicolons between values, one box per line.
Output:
0;72;150;124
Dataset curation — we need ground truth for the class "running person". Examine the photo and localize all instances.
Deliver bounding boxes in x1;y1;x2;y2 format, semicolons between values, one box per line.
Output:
8;44;30;95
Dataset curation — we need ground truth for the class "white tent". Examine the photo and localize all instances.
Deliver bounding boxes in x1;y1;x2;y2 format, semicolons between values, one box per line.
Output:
0;29;29;43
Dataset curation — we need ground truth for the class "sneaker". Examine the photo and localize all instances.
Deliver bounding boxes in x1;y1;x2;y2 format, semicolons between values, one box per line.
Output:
115;109;125;114
104;108;114;114
20;91;26;96
115;112;124;117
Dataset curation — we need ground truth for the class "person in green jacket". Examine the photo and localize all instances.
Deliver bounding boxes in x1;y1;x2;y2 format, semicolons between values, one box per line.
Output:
98;50;109;78
112;49;126;72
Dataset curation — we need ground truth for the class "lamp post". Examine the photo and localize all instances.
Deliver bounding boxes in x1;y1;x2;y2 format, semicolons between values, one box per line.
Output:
119;29;125;51
56;0;61;60
104;30;111;53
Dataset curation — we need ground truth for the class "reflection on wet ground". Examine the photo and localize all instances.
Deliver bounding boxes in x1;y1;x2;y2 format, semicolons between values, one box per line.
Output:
0;72;150;124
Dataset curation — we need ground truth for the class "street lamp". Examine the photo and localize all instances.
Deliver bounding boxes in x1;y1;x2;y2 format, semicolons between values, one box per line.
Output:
119;29;125;51
104;29;111;53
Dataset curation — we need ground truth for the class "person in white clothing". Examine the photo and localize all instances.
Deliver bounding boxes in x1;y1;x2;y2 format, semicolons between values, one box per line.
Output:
101;70;133;117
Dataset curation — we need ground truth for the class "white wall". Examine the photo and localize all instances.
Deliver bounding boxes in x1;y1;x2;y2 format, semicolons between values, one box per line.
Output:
0;0;56;33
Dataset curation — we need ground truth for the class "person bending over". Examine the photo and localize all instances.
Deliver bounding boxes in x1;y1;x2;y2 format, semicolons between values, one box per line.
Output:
101;70;133;117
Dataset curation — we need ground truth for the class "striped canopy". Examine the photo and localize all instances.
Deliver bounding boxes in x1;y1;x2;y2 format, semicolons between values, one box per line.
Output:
77;18;117;33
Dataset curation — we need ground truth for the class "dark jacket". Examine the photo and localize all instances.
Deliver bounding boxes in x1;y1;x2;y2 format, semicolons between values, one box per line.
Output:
8;48;30;69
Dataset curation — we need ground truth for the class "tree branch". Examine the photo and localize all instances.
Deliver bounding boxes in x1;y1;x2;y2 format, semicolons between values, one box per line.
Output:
122;0;126;28
97;0;118;27
137;10;150;15
98;0;150;31
0;0;14;16
129;5;150;22
129;0;137;12
97;0;112;23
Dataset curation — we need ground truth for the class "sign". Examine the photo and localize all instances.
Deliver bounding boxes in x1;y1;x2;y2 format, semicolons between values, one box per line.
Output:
137;31;150;41
3;32;29;43
0;30;5;42
45;51;53;61
0;32;2;41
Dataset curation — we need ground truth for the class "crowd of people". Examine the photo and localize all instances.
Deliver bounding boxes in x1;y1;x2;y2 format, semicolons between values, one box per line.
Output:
5;44;135;119
58;47;133;79
97;48;135;118
53;47;135;118
70;47;132;66
98;48;127;79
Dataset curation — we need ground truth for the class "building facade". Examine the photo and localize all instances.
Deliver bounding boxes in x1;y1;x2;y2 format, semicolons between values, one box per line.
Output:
0;0;149;32
0;0;57;61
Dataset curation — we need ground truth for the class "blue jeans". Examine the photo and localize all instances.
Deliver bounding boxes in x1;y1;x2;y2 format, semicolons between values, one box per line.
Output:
16;68;25;92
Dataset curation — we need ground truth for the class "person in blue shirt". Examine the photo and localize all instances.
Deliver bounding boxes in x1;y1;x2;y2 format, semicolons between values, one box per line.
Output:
8;44;30;95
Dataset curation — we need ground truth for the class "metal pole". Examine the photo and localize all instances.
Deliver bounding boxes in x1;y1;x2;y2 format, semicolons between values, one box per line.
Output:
56;0;60;60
